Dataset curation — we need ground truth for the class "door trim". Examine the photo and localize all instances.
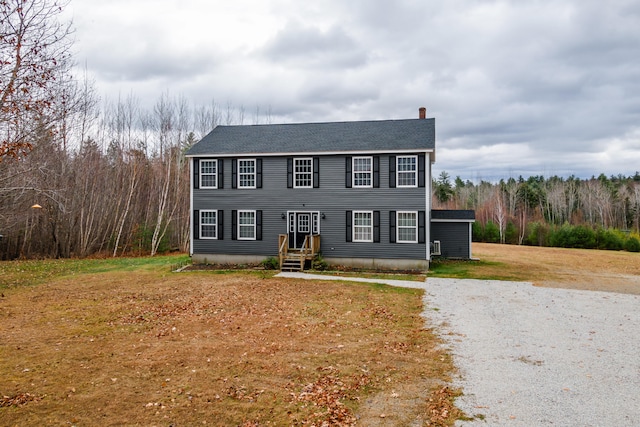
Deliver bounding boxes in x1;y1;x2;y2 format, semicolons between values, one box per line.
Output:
286;211;320;249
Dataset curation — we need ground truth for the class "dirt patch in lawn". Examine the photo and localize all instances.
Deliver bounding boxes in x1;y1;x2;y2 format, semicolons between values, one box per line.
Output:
0;268;457;426
472;243;640;294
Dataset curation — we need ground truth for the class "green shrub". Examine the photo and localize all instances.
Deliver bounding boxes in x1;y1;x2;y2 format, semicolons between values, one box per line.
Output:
524;221;551;246
260;256;279;270
568;225;596;249
550;224;570;248
504;221;519;244
624;236;640;252
550;224;596;249
312;254;329;271
484;221;500;243
472;221;484;242
596;227;625;250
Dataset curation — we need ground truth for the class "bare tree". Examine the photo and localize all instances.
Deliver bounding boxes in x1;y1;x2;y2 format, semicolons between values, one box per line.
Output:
491;186;507;243
1;0;73;161
630;182;640;233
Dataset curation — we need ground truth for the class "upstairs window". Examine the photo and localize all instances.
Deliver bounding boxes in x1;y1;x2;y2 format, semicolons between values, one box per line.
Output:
238;159;256;188
288;157;319;188
353;157;372;187
397;155;417;187
200;160;217;188
294;158;312;188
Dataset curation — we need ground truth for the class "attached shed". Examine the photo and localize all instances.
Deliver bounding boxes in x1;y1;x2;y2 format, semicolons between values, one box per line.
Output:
430;210;475;259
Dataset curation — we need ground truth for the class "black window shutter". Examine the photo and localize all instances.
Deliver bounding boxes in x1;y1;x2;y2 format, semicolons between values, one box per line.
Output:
345;157;352;188
346;210;352;242
313;157;320;188
193;210;200;239
389;156;396;188
418;210;426;243
418;154;426;188
232;159;237;189
256;159;263;188
373;211;380;243
287;158;293;188
218;210;224;240
389;210;396;243
218;159;224;189
232;210;237;240
256;210;262;240
193;159;200;189
373;156;380;188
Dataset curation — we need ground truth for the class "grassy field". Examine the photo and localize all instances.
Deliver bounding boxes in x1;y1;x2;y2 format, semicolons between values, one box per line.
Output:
1;244;638;426
0;255;459;426
434;243;640;294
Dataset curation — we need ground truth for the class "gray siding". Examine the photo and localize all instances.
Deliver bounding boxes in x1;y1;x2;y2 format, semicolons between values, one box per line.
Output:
431;222;471;259
193;154;428;261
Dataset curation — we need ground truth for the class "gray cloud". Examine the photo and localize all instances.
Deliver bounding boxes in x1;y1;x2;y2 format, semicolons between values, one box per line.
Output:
261;22;368;69
69;0;640;180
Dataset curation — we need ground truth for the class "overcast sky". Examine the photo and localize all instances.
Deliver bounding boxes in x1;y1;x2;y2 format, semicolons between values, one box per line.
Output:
65;0;640;182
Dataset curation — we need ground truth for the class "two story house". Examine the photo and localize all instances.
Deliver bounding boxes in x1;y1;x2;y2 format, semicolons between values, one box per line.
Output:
186;107;473;270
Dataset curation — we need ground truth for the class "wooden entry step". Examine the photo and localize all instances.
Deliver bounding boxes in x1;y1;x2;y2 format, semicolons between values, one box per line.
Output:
281;254;305;271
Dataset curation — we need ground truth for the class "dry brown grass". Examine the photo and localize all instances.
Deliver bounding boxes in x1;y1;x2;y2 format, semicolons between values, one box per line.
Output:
472;242;640;294
4;244;634;425
0;267;456;426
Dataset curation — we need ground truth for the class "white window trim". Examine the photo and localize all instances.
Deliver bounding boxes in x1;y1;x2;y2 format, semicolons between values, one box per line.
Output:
238;210;256;240
352;156;373;188
238;159;256;189
396;211;418;243
396;155;418;188
293;157;313;188
353;210;373;243
200;209;217;239
200;159;218;189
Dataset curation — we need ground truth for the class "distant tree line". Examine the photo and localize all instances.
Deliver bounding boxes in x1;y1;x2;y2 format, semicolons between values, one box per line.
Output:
0;91;275;260
433;171;640;252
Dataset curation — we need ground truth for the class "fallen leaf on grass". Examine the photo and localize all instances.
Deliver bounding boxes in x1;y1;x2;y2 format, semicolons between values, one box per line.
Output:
1;393;41;407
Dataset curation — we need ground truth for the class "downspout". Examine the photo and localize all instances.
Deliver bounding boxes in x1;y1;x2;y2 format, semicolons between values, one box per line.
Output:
189;157;194;257
426;155;432;262
469;221;474;259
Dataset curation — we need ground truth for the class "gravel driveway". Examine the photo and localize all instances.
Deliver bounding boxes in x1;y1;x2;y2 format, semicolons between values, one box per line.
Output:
278;272;640;425
424;278;640;426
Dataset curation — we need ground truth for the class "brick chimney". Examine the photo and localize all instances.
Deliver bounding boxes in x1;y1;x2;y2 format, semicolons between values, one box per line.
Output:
419;107;426;119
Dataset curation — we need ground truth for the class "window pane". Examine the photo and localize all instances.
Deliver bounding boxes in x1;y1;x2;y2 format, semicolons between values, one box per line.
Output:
201;160;217;188
353;157;372;187
397;156;417;187
397;212;417;243
294;158;312;187
201;211;217;238
397;212;416;227
353;212;372;242
238;160;255;188
238;211;255;239
398;227;416;242
201;160;216;174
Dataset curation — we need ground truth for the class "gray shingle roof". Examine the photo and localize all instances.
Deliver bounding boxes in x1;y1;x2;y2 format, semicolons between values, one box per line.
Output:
431;210;476;220
185;118;435;156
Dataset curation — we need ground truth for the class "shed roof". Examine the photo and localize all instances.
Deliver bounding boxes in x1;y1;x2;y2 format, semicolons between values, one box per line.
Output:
431;210;476;221
185;118;435;157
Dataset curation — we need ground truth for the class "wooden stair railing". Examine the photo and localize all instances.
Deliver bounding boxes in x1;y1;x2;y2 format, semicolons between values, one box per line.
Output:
278;234;321;272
